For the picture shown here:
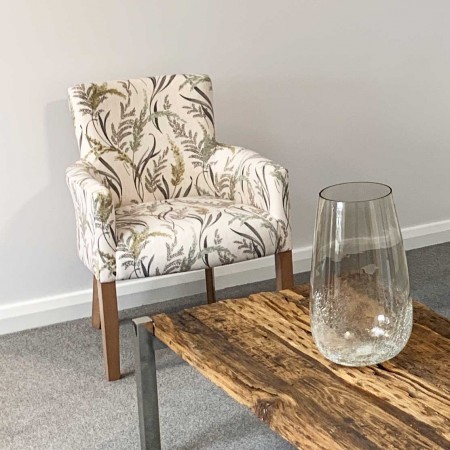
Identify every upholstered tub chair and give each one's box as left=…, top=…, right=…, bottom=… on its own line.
left=66, top=74, right=293, bottom=380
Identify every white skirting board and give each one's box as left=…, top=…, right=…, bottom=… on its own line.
left=1, top=219, right=449, bottom=335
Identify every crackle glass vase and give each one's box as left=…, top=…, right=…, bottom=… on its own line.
left=310, top=182, right=412, bottom=366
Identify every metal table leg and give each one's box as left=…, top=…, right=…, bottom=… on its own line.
left=133, top=317, right=161, bottom=450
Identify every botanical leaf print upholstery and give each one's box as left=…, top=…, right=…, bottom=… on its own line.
left=66, top=74, right=291, bottom=282
left=67, top=161, right=117, bottom=282
left=208, top=145, right=290, bottom=251
left=68, top=74, right=214, bottom=207
left=115, top=197, right=282, bottom=280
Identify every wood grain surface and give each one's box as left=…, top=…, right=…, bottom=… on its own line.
left=150, top=284, right=450, bottom=450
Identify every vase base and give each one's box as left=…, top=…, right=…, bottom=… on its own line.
left=314, top=336, right=411, bottom=367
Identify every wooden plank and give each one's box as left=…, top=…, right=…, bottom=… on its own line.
left=256, top=291, right=450, bottom=403
left=383, top=322, right=450, bottom=392
left=278, top=287, right=450, bottom=394
left=153, top=311, right=373, bottom=450
left=191, top=302, right=450, bottom=448
left=412, top=300, right=450, bottom=339
left=151, top=286, right=450, bottom=449
left=223, top=295, right=450, bottom=440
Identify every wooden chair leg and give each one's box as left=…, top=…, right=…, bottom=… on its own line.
left=97, top=280, right=120, bottom=381
left=275, top=250, right=294, bottom=290
left=205, top=268, right=216, bottom=304
left=92, top=276, right=101, bottom=329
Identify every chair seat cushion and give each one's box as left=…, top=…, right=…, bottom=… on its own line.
left=115, top=196, right=283, bottom=280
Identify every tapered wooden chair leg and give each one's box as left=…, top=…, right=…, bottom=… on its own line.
left=275, top=250, right=294, bottom=290
left=98, top=280, right=120, bottom=381
left=205, top=268, right=216, bottom=304
left=92, top=276, right=101, bottom=330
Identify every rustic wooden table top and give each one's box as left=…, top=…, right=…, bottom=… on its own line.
left=148, top=284, right=450, bottom=450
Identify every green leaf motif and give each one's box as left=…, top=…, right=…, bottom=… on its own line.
left=170, top=140, right=185, bottom=187
left=73, top=83, right=125, bottom=116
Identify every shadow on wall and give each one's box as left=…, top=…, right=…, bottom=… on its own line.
left=0, top=100, right=90, bottom=304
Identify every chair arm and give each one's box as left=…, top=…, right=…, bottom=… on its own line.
left=66, top=161, right=116, bottom=282
left=208, top=144, right=292, bottom=251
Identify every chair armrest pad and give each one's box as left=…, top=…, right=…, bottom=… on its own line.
left=66, top=161, right=110, bottom=197
left=208, top=144, right=291, bottom=251
left=66, top=161, right=116, bottom=282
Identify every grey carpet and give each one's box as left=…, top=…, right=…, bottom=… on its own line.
left=1, top=243, right=449, bottom=450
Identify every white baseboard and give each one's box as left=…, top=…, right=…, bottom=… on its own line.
left=1, top=219, right=449, bottom=335
left=401, top=219, right=450, bottom=250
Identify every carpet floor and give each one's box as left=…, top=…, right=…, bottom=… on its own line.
left=1, top=243, right=449, bottom=450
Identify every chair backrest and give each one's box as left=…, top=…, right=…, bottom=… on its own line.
left=68, top=74, right=215, bottom=206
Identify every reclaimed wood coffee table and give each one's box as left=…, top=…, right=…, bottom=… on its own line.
left=132, top=285, right=450, bottom=450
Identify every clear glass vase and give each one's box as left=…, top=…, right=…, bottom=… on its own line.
left=310, top=182, right=412, bottom=366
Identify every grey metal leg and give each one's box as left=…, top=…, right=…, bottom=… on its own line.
left=133, top=317, right=161, bottom=450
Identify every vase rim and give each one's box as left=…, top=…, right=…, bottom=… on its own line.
left=319, top=182, right=392, bottom=203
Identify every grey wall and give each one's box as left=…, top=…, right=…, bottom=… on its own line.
left=1, top=0, right=449, bottom=304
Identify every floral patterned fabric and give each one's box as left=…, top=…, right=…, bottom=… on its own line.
left=66, top=74, right=291, bottom=282
left=67, top=161, right=116, bottom=282
left=115, top=197, right=282, bottom=280
left=68, top=74, right=215, bottom=207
